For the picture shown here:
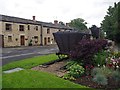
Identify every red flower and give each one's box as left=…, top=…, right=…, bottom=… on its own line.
left=91, top=65, right=94, bottom=68
left=85, top=66, right=88, bottom=68
left=108, top=63, right=113, bottom=67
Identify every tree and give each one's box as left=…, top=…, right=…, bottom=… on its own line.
left=69, top=18, right=88, bottom=31
left=101, top=2, right=120, bottom=43
left=59, top=21, right=65, bottom=25
left=89, top=25, right=100, bottom=39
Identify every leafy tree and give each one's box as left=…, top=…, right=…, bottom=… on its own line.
left=59, top=21, right=65, bottom=25
left=101, top=2, right=120, bottom=43
left=89, top=25, right=100, bottom=39
left=69, top=18, right=88, bottom=31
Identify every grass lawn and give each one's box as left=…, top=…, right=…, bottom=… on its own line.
left=2, top=54, right=94, bottom=89
left=3, top=54, right=58, bottom=71
left=3, top=70, right=89, bottom=88
left=0, top=69, right=1, bottom=89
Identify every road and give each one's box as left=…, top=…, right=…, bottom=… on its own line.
left=1, top=45, right=59, bottom=65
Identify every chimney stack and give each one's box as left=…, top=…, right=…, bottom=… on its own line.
left=33, top=16, right=36, bottom=21
left=54, top=20, right=58, bottom=24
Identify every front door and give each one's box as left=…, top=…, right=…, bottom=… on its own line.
left=20, top=35, right=25, bottom=46
left=44, top=37, right=47, bottom=45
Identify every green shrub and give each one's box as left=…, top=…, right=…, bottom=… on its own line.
left=62, top=74, right=75, bottom=81
left=93, top=50, right=108, bottom=67
left=93, top=74, right=108, bottom=85
left=28, top=39, right=32, bottom=46
left=91, top=67, right=101, bottom=76
left=91, top=67, right=112, bottom=77
left=91, top=67, right=114, bottom=85
left=65, top=60, right=83, bottom=70
left=65, top=61, right=78, bottom=70
left=68, top=64, right=85, bottom=78
left=112, top=70, right=120, bottom=82
left=100, top=67, right=112, bottom=77
left=63, top=60, right=85, bottom=79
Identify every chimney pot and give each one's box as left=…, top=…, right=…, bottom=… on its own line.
left=54, top=20, right=58, bottom=24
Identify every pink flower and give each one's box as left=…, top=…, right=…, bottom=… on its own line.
left=85, top=66, right=88, bottom=68
left=91, top=65, right=94, bottom=68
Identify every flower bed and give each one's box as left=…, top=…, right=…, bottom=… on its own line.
left=61, top=39, right=120, bottom=89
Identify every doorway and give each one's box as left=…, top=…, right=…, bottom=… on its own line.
left=20, top=35, right=25, bottom=46
left=44, top=37, right=47, bottom=45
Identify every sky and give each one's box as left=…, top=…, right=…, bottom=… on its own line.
left=0, top=0, right=119, bottom=27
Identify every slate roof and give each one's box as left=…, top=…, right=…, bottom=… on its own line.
left=0, top=14, right=72, bottom=30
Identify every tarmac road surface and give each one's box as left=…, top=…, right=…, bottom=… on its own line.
left=1, top=45, right=59, bottom=65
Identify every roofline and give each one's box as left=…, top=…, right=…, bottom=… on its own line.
left=0, top=14, right=73, bottom=30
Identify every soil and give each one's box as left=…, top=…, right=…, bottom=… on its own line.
left=74, top=76, right=120, bottom=90
left=31, top=60, right=68, bottom=77
left=31, top=60, right=120, bottom=90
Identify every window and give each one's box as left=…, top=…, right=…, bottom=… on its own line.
left=34, top=36, right=38, bottom=43
left=34, top=36, right=38, bottom=39
left=28, top=25, right=30, bottom=30
left=47, top=28, right=50, bottom=34
left=59, top=29, right=61, bottom=31
left=36, top=26, right=38, bottom=31
left=19, top=25, right=24, bottom=31
left=6, top=24, right=12, bottom=31
left=48, top=37, right=50, bottom=43
left=8, top=36, right=12, bottom=42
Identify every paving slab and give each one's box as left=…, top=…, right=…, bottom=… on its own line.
left=3, top=68, right=24, bottom=73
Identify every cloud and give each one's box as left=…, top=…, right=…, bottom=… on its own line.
left=0, top=0, right=119, bottom=27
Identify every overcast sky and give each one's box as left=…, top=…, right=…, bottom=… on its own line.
left=0, top=0, right=119, bottom=27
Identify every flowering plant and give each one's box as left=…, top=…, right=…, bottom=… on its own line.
left=68, top=64, right=85, bottom=78
left=106, top=52, right=120, bottom=70
left=106, top=58, right=120, bottom=70
left=85, top=64, right=94, bottom=75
